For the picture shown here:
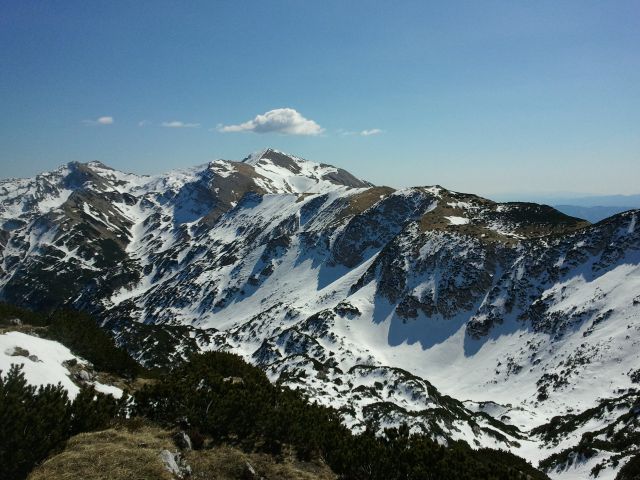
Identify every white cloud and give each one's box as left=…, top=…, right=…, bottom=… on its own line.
left=219, top=108, right=323, bottom=136
left=339, top=128, right=384, bottom=136
left=138, top=120, right=150, bottom=127
left=83, top=116, right=114, bottom=126
left=360, top=128, right=383, bottom=136
left=161, top=121, right=200, bottom=128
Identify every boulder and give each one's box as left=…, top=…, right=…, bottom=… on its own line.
left=159, top=449, right=192, bottom=478
left=76, top=369, right=92, bottom=382
left=223, top=376, right=245, bottom=385
left=173, top=430, right=192, bottom=451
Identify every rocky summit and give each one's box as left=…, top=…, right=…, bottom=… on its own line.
left=1, top=149, right=639, bottom=479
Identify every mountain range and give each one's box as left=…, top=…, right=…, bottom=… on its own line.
left=492, top=193, right=640, bottom=223
left=553, top=205, right=638, bottom=223
left=1, top=149, right=638, bottom=479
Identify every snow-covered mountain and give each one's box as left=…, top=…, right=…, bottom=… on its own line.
left=1, top=149, right=638, bottom=479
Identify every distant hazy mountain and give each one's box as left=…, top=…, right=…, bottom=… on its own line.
left=492, top=192, right=640, bottom=208
left=492, top=193, right=640, bottom=222
left=557, top=194, right=640, bottom=208
left=1, top=149, right=639, bottom=479
left=554, top=204, right=636, bottom=222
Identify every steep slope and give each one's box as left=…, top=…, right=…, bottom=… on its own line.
left=1, top=149, right=638, bottom=478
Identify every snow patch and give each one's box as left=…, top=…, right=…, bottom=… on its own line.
left=444, top=215, right=470, bottom=225
left=0, top=332, right=123, bottom=400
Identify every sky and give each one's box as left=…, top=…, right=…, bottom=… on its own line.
left=1, top=1, right=639, bottom=197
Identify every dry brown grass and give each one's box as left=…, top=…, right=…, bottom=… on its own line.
left=0, top=324, right=46, bottom=335
left=28, top=426, right=175, bottom=480
left=27, top=425, right=337, bottom=480
left=186, top=445, right=337, bottom=480
left=334, top=186, right=395, bottom=222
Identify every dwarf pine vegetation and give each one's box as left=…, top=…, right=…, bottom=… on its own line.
left=134, top=350, right=550, bottom=480
left=1, top=303, right=140, bottom=377
left=0, top=365, right=125, bottom=480
left=0, top=305, right=554, bottom=480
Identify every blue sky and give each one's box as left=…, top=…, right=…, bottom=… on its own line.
left=1, top=1, right=639, bottom=197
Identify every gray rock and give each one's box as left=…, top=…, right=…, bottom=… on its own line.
left=76, top=369, right=92, bottom=382
left=223, top=376, right=245, bottom=385
left=242, top=460, right=264, bottom=480
left=173, top=430, right=192, bottom=451
left=159, top=449, right=192, bottom=478
left=7, top=346, right=29, bottom=357
left=159, top=449, right=180, bottom=476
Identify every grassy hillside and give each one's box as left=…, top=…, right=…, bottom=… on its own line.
left=28, top=424, right=337, bottom=480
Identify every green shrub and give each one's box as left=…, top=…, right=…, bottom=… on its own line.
left=0, top=302, right=47, bottom=327
left=45, top=309, right=140, bottom=378
left=134, top=351, right=549, bottom=480
left=0, top=302, right=141, bottom=378
left=616, top=454, right=640, bottom=480
left=0, top=365, right=125, bottom=480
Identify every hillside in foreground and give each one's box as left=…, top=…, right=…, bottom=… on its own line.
left=1, top=307, right=551, bottom=480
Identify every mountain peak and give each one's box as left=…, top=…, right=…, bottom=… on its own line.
left=241, top=148, right=300, bottom=167
left=240, top=149, right=372, bottom=192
